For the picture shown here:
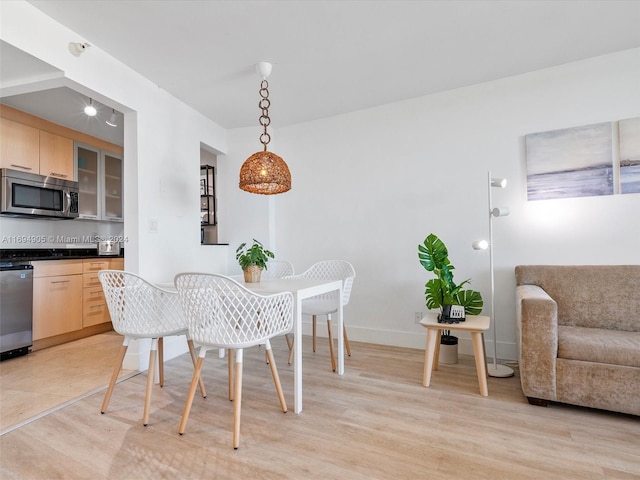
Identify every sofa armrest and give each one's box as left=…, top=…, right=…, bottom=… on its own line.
left=516, top=284, right=558, bottom=401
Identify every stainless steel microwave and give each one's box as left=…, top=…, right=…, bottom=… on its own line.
left=0, top=168, right=79, bottom=219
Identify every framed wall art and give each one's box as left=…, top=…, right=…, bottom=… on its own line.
left=619, top=117, right=640, bottom=194
left=525, top=122, right=614, bottom=201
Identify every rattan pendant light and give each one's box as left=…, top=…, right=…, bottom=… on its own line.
left=239, top=62, right=291, bottom=195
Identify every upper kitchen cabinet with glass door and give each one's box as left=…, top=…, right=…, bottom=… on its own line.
left=75, top=143, right=123, bottom=222
left=103, top=152, right=123, bottom=220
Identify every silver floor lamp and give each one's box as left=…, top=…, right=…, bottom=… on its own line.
left=473, top=171, right=514, bottom=378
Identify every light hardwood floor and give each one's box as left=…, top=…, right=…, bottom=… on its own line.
left=0, top=331, right=133, bottom=433
left=1, top=335, right=638, bottom=479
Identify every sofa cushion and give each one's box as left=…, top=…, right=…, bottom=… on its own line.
left=515, top=265, right=640, bottom=332
left=558, top=325, right=640, bottom=367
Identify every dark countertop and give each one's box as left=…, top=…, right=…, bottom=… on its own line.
left=0, top=248, right=125, bottom=262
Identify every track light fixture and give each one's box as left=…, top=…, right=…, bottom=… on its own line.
left=106, top=109, right=118, bottom=127
left=84, top=98, right=97, bottom=117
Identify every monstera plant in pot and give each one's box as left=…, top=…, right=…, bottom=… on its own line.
left=236, top=239, right=274, bottom=283
left=418, top=233, right=483, bottom=363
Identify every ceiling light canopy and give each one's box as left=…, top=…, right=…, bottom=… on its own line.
left=84, top=98, right=97, bottom=117
left=68, top=42, right=90, bottom=57
left=239, top=62, right=291, bottom=195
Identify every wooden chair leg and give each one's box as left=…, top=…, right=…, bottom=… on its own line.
left=158, top=337, right=164, bottom=387
left=178, top=354, right=205, bottom=435
left=343, top=324, right=351, bottom=357
left=101, top=341, right=128, bottom=414
left=233, top=349, right=244, bottom=449
left=265, top=340, right=287, bottom=413
left=228, top=348, right=234, bottom=401
left=285, top=334, right=293, bottom=351
left=312, top=315, right=317, bottom=352
left=143, top=339, right=158, bottom=426
left=287, top=337, right=294, bottom=365
left=327, top=317, right=336, bottom=372
left=186, top=339, right=206, bottom=398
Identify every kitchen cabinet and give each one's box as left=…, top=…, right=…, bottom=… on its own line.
left=0, top=118, right=75, bottom=179
left=82, top=257, right=123, bottom=327
left=32, top=260, right=83, bottom=340
left=39, top=130, right=74, bottom=180
left=103, top=152, right=123, bottom=220
left=76, top=143, right=123, bottom=221
left=31, top=257, right=124, bottom=347
left=0, top=117, right=40, bottom=173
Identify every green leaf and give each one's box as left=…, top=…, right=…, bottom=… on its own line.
left=418, top=233, right=449, bottom=272
left=456, top=290, right=484, bottom=316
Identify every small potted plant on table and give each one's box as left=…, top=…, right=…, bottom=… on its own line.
left=418, top=233, right=483, bottom=364
left=236, top=239, right=274, bottom=283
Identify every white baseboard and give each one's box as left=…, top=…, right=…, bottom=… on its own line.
left=303, top=322, right=518, bottom=361
left=122, top=323, right=518, bottom=371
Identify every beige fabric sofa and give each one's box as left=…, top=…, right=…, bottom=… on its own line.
left=515, top=265, right=640, bottom=416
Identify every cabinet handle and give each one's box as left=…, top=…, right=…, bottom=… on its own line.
left=10, top=164, right=33, bottom=171
left=51, top=280, right=70, bottom=284
left=49, top=172, right=69, bottom=178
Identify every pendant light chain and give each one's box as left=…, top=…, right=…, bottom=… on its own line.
left=259, top=80, right=271, bottom=152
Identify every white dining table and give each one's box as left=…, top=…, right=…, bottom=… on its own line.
left=160, top=276, right=343, bottom=414
left=237, top=277, right=343, bottom=413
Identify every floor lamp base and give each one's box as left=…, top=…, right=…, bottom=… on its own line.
left=487, top=363, right=514, bottom=378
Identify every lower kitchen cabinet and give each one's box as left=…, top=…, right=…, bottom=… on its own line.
left=32, top=260, right=83, bottom=340
left=31, top=257, right=124, bottom=347
left=82, top=258, right=123, bottom=327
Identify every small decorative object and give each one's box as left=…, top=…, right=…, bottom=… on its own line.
left=418, top=233, right=483, bottom=363
left=235, top=239, right=275, bottom=283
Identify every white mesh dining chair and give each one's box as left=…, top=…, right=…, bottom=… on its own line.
left=262, top=260, right=295, bottom=279
left=174, top=273, right=293, bottom=449
left=99, top=270, right=206, bottom=427
left=286, top=260, right=356, bottom=371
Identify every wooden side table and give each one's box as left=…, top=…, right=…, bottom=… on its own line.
left=420, top=312, right=490, bottom=396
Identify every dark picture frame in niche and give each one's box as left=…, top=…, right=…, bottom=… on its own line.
left=200, top=165, right=217, bottom=226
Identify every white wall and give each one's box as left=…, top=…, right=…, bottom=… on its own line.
left=4, top=2, right=639, bottom=364
left=1, top=1, right=231, bottom=367
left=223, top=48, right=640, bottom=360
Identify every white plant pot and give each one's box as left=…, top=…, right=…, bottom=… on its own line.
left=439, top=343, right=458, bottom=364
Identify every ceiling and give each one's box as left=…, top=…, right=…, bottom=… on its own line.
left=2, top=1, right=639, bottom=144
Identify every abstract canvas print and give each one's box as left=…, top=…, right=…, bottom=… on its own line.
left=525, top=122, right=613, bottom=201
left=619, top=117, right=640, bottom=194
